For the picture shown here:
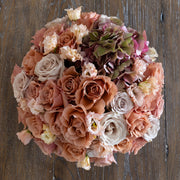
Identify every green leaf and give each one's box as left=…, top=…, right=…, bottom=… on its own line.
left=89, top=31, right=99, bottom=41
left=112, top=60, right=133, bottom=80
left=110, top=17, right=123, bottom=26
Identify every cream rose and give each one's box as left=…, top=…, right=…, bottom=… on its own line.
left=100, top=112, right=128, bottom=146
left=65, top=6, right=82, bottom=21
left=110, top=92, right=133, bottom=114
left=13, top=71, right=30, bottom=102
left=34, top=54, right=64, bottom=82
left=143, top=115, right=160, bottom=142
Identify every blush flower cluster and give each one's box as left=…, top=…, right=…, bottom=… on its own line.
left=11, top=7, right=164, bottom=170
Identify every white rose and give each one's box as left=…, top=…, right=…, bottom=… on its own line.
left=34, top=54, right=64, bottom=82
left=100, top=112, right=128, bottom=146
left=13, top=71, right=30, bottom=102
left=65, top=6, right=82, bottom=21
left=143, top=115, right=160, bottom=142
left=110, top=92, right=133, bottom=114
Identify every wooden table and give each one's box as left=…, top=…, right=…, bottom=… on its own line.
left=0, top=0, right=179, bottom=179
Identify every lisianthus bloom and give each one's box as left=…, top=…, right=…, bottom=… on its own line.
left=65, top=6, right=82, bottom=21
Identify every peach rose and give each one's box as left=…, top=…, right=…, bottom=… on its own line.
left=35, top=139, right=56, bottom=156
left=76, top=12, right=100, bottom=30
left=114, top=138, right=133, bottom=154
left=26, top=115, right=43, bottom=138
left=75, top=76, right=117, bottom=114
left=43, top=109, right=63, bottom=136
left=58, top=66, right=79, bottom=104
left=57, top=30, right=75, bottom=48
left=38, top=80, right=63, bottom=111
left=60, top=104, right=94, bottom=148
left=139, top=92, right=164, bottom=118
left=144, top=62, right=164, bottom=88
left=22, top=48, right=43, bottom=75
left=55, top=137, right=86, bottom=162
left=25, top=81, right=41, bottom=100
left=126, top=111, right=151, bottom=137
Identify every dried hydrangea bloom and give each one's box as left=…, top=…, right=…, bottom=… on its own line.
left=70, top=24, right=89, bottom=44
left=65, top=6, right=82, bottom=21
left=60, top=46, right=82, bottom=62
left=143, top=115, right=160, bottom=142
left=34, top=54, right=64, bottom=82
left=100, top=112, right=128, bottom=146
left=40, top=124, right=56, bottom=144
left=110, top=91, right=134, bottom=114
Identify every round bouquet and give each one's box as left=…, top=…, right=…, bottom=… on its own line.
left=11, top=7, right=164, bottom=170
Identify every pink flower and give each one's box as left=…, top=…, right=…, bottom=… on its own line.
left=34, top=139, right=56, bottom=156
left=43, top=109, right=63, bottom=136
left=16, top=130, right=33, bottom=145
left=26, top=115, right=43, bottom=138
left=38, top=80, right=63, bottom=111
left=90, top=153, right=117, bottom=167
left=130, top=137, right=147, bottom=155
left=125, top=111, right=151, bottom=138
left=76, top=12, right=100, bottom=30
left=11, top=64, right=22, bottom=84
left=55, top=137, right=86, bottom=162
left=143, top=62, right=164, bottom=88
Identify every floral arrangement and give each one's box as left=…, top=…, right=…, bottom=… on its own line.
left=11, top=7, right=164, bottom=170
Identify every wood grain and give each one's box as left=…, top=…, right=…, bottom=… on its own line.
left=0, top=0, right=179, bottom=179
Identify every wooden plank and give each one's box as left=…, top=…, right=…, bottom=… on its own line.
left=163, top=0, right=180, bottom=180
left=0, top=1, right=55, bottom=180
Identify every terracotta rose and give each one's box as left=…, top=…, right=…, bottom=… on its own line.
left=58, top=30, right=75, bottom=48
left=22, top=48, right=43, bottom=75
left=126, top=110, right=151, bottom=138
left=58, top=66, right=79, bottom=104
left=75, top=75, right=117, bottom=114
left=26, top=115, right=43, bottom=138
left=59, top=104, right=94, bottom=148
left=38, top=80, right=63, bottom=111
left=55, top=136, right=86, bottom=162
